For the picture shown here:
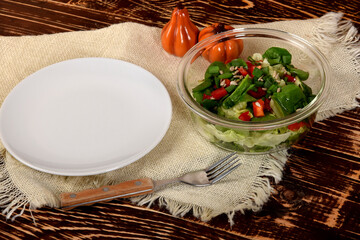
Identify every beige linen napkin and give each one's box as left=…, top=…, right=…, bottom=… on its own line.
left=0, top=12, right=359, bottom=224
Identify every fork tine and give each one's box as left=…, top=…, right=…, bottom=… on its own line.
left=208, top=157, right=240, bottom=180
left=206, top=152, right=236, bottom=172
left=206, top=155, right=238, bottom=176
left=210, top=163, right=241, bottom=184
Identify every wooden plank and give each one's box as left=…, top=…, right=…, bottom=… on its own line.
left=0, top=0, right=114, bottom=35
left=0, top=0, right=359, bottom=36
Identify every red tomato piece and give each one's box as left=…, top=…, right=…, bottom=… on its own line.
left=284, top=74, right=296, bottom=82
left=246, top=61, right=255, bottom=77
left=246, top=61, right=261, bottom=78
left=224, top=79, right=231, bottom=87
left=247, top=87, right=266, bottom=99
left=287, top=122, right=307, bottom=131
left=238, top=67, right=248, bottom=77
left=264, top=98, right=272, bottom=112
left=239, top=111, right=251, bottom=121
left=211, top=87, right=227, bottom=100
left=202, top=94, right=212, bottom=100
left=253, top=99, right=265, bottom=117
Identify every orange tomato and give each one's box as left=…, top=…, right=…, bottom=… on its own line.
left=199, top=23, right=243, bottom=63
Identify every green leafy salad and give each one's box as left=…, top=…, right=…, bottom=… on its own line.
left=192, top=47, right=315, bottom=152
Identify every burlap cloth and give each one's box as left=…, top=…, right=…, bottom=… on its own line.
left=0, top=12, right=359, bottom=224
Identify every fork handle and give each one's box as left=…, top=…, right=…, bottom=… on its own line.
left=60, top=178, right=154, bottom=210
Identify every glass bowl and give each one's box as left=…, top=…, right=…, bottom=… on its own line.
left=177, top=28, right=331, bottom=154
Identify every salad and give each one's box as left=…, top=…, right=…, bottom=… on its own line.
left=191, top=47, right=315, bottom=152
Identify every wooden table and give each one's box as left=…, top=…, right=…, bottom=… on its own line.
left=1, top=1, right=359, bottom=239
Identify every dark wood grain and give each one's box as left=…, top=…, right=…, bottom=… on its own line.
left=1, top=0, right=359, bottom=36
left=0, top=0, right=359, bottom=239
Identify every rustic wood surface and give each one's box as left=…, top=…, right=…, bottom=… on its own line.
left=0, top=0, right=359, bottom=239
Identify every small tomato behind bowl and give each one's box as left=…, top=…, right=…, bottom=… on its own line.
left=199, top=23, right=243, bottom=63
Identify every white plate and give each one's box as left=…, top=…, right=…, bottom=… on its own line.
left=0, top=58, right=172, bottom=176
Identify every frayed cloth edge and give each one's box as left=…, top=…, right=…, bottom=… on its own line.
left=313, top=12, right=360, bottom=122
left=0, top=149, right=36, bottom=224
left=131, top=151, right=288, bottom=226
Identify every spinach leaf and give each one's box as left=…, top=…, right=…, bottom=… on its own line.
left=263, top=47, right=292, bottom=65
left=271, top=84, right=307, bottom=115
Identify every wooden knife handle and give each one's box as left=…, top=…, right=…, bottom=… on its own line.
left=60, top=178, right=154, bottom=210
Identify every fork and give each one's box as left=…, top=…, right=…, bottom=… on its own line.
left=60, top=152, right=241, bottom=209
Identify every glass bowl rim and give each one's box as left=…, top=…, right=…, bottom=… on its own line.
left=177, top=27, right=331, bottom=131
